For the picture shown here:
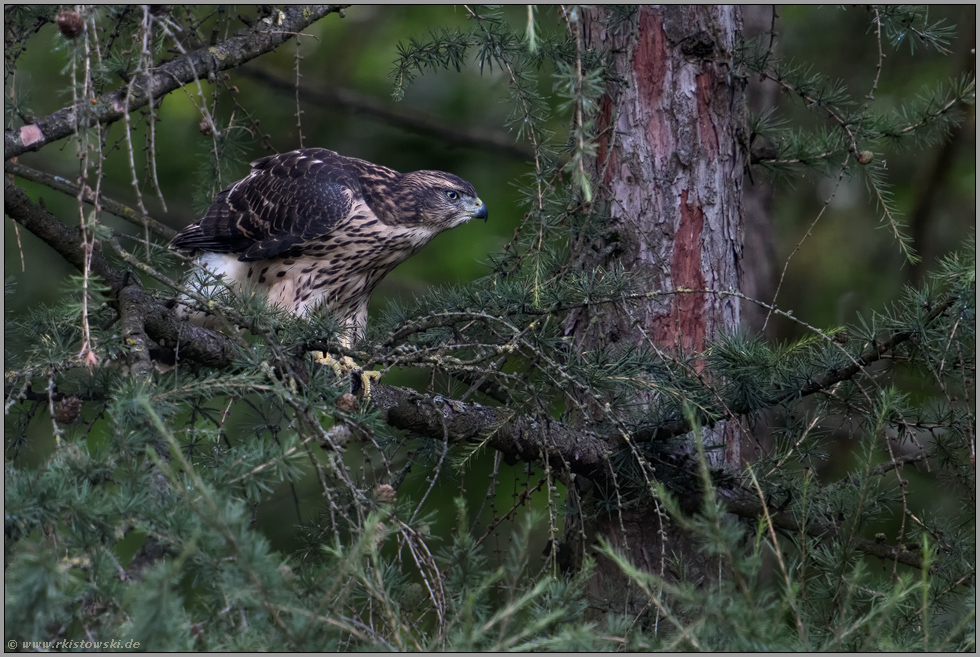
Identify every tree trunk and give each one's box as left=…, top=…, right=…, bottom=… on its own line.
left=565, top=5, right=746, bottom=613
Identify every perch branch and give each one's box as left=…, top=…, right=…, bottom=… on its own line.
left=7, top=174, right=956, bottom=477
left=8, top=177, right=956, bottom=571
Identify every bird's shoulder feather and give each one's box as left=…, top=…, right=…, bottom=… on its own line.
left=171, top=148, right=397, bottom=262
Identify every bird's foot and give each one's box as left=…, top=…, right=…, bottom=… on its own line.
left=314, top=352, right=381, bottom=398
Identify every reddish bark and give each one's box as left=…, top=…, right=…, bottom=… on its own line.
left=665, top=189, right=708, bottom=354
left=567, top=5, right=747, bottom=609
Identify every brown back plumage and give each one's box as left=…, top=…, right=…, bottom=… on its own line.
left=170, top=148, right=484, bottom=261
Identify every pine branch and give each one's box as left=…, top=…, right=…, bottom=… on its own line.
left=3, top=179, right=240, bottom=368
left=4, top=5, right=347, bottom=160
left=8, top=172, right=954, bottom=476
left=242, top=66, right=534, bottom=161
left=637, top=294, right=958, bottom=443
left=798, top=297, right=957, bottom=396
left=4, top=180, right=959, bottom=483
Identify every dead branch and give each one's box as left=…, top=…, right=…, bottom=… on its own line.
left=4, top=160, right=177, bottom=241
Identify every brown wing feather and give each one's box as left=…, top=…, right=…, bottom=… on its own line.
left=170, top=148, right=397, bottom=262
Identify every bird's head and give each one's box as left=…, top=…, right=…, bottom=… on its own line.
left=396, top=170, right=488, bottom=231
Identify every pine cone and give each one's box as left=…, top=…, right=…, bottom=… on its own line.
left=55, top=11, right=86, bottom=39
left=53, top=396, right=82, bottom=424
left=335, top=393, right=357, bottom=412
left=373, top=484, right=396, bottom=505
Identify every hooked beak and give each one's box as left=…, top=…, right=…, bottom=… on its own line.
left=471, top=198, right=488, bottom=221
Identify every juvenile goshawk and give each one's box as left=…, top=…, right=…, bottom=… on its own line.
left=170, top=148, right=488, bottom=345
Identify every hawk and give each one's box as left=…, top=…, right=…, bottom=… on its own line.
left=170, top=147, right=488, bottom=346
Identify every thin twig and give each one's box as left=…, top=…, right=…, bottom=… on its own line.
left=868, top=6, right=884, bottom=101
left=294, top=37, right=305, bottom=148
left=763, top=153, right=850, bottom=332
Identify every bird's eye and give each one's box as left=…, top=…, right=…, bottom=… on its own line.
left=446, top=190, right=460, bottom=201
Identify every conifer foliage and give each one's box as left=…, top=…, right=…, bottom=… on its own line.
left=4, top=5, right=975, bottom=651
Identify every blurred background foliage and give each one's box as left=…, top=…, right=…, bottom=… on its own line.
left=768, top=5, right=974, bottom=329
left=4, top=3, right=975, bottom=579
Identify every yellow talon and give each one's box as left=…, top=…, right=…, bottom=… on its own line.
left=314, top=352, right=352, bottom=377
left=360, top=368, right=382, bottom=398
left=313, top=351, right=381, bottom=398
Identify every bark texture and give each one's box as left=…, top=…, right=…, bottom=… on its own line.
left=571, top=6, right=743, bottom=365
left=567, top=5, right=747, bottom=610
